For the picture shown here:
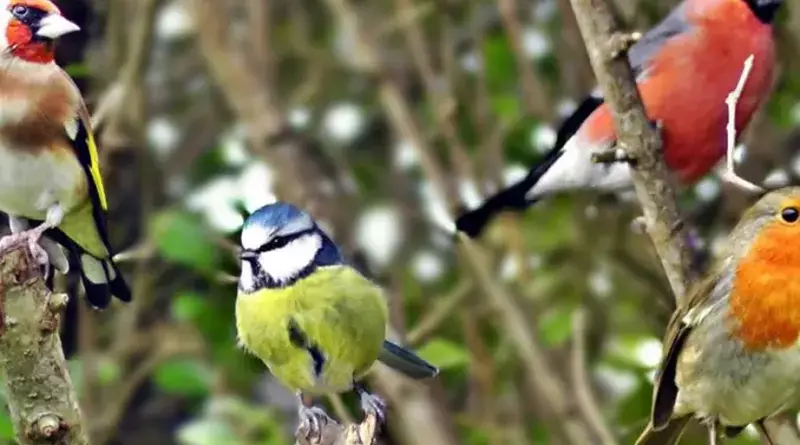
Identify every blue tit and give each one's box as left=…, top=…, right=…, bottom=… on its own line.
left=236, top=202, right=438, bottom=438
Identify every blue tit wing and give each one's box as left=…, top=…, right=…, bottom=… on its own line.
left=379, top=340, right=438, bottom=379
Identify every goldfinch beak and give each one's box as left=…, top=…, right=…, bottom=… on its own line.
left=35, top=14, right=80, bottom=40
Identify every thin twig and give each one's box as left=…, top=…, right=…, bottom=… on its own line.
left=456, top=233, right=595, bottom=444
left=568, top=0, right=695, bottom=301
left=571, top=309, right=618, bottom=445
left=407, top=280, right=473, bottom=346
left=720, top=54, right=764, bottom=193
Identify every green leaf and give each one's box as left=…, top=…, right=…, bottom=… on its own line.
left=153, top=358, right=212, bottom=397
left=482, top=36, right=516, bottom=91
left=178, top=419, right=243, bottom=445
left=97, top=358, right=122, bottom=385
left=150, top=210, right=221, bottom=273
left=171, top=292, right=211, bottom=323
left=538, top=307, right=574, bottom=347
left=0, top=412, right=13, bottom=440
left=63, top=63, right=89, bottom=78
left=416, top=338, right=470, bottom=370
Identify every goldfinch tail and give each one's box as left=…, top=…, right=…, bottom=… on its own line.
left=378, top=340, right=439, bottom=379
left=76, top=253, right=131, bottom=309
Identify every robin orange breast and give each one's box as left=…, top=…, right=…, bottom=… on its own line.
left=636, top=186, right=800, bottom=445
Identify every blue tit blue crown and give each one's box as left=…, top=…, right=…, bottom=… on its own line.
left=239, top=202, right=344, bottom=291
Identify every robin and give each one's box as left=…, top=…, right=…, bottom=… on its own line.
left=636, top=186, right=800, bottom=445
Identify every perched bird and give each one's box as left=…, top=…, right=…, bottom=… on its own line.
left=235, top=202, right=438, bottom=439
left=455, top=0, right=781, bottom=238
left=0, top=0, right=130, bottom=308
left=636, top=186, right=800, bottom=445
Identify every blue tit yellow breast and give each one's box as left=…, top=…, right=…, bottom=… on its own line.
left=235, top=265, right=388, bottom=395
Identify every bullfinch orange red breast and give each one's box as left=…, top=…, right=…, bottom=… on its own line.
left=455, top=0, right=781, bottom=238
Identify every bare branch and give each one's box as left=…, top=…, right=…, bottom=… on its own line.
left=295, top=414, right=379, bottom=445
left=0, top=245, right=89, bottom=445
left=456, top=233, right=595, bottom=444
left=568, top=0, right=696, bottom=300
left=719, top=54, right=764, bottom=193
left=571, top=309, right=617, bottom=445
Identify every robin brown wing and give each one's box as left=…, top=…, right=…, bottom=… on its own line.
left=650, top=270, right=722, bottom=429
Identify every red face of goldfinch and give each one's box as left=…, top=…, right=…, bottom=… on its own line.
left=1, top=0, right=79, bottom=64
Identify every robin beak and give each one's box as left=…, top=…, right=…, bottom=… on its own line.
left=35, top=14, right=80, bottom=40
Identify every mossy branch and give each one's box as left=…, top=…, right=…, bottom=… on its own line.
left=0, top=245, right=88, bottom=445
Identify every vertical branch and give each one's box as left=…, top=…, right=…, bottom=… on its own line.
left=497, top=0, right=553, bottom=118
left=567, top=1, right=798, bottom=443
left=567, top=0, right=695, bottom=301
left=0, top=246, right=89, bottom=445
left=393, top=0, right=474, bottom=182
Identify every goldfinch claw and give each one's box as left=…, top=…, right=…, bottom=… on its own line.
left=0, top=231, right=50, bottom=270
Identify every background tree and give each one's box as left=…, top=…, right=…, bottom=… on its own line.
left=0, top=0, right=796, bottom=444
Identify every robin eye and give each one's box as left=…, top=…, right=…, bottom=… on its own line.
left=11, top=5, right=29, bottom=18
left=781, top=207, right=799, bottom=223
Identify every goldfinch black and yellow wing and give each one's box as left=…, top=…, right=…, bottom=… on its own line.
left=35, top=80, right=131, bottom=309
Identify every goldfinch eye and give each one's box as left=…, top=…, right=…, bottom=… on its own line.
left=11, top=5, right=29, bottom=18
left=781, top=207, right=799, bottom=223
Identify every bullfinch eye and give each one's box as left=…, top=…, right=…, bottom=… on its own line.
left=780, top=207, right=799, bottom=223
left=11, top=5, right=29, bottom=19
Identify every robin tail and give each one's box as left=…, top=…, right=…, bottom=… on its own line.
left=635, top=417, right=691, bottom=445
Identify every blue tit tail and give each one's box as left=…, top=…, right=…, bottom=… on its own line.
left=76, top=253, right=131, bottom=309
left=378, top=340, right=438, bottom=379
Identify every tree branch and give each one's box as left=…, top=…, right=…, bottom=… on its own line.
left=568, top=0, right=696, bottom=301
left=568, top=1, right=800, bottom=443
left=295, top=415, right=379, bottom=445
left=0, top=245, right=88, bottom=445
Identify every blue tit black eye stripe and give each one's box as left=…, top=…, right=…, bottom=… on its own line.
left=258, top=228, right=317, bottom=253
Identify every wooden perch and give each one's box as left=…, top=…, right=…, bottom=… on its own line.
left=295, top=414, right=379, bottom=445
left=0, top=245, right=88, bottom=445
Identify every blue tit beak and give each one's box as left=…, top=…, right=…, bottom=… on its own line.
left=239, top=249, right=258, bottom=260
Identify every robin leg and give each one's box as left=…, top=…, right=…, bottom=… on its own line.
left=295, top=391, right=335, bottom=444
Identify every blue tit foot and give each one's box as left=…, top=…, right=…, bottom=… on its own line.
left=296, top=395, right=336, bottom=444
left=354, top=383, right=386, bottom=423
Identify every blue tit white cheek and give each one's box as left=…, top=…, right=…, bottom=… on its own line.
left=258, top=233, right=322, bottom=284
left=239, top=260, right=256, bottom=292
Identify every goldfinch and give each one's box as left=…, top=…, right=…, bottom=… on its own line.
left=0, top=0, right=130, bottom=308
